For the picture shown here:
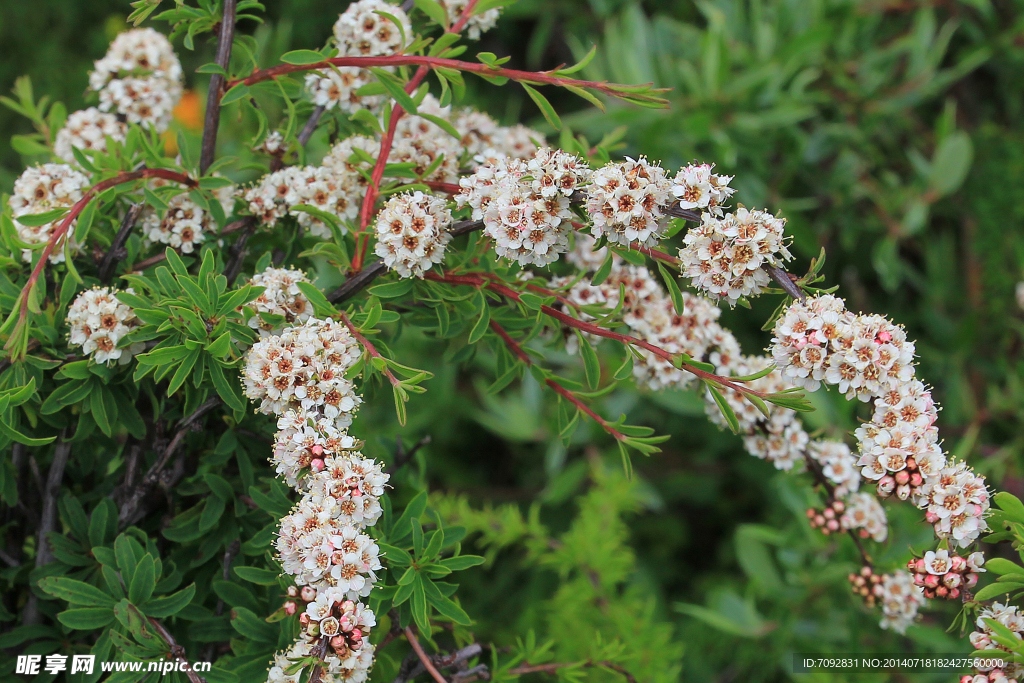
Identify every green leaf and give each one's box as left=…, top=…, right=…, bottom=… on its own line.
left=280, top=50, right=326, bottom=65
left=295, top=281, right=335, bottom=317
left=414, top=0, right=448, bottom=26
left=144, top=584, right=196, bottom=618
left=220, top=83, right=251, bottom=105
left=521, top=84, right=561, bottom=130
left=230, top=607, right=278, bottom=642
left=928, top=130, right=973, bottom=197
left=985, top=558, right=1022, bottom=576
left=129, top=554, right=156, bottom=605
left=209, top=362, right=244, bottom=414
left=438, top=555, right=485, bottom=571
left=234, top=566, right=280, bottom=585
left=57, top=607, right=116, bottom=630
left=468, top=298, right=490, bottom=344
left=368, top=68, right=419, bottom=115
left=428, top=595, right=473, bottom=625
left=38, top=577, right=117, bottom=607
left=575, top=331, right=600, bottom=389
left=368, top=279, right=415, bottom=299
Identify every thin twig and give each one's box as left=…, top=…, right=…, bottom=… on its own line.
left=224, top=216, right=258, bottom=285
left=119, top=397, right=221, bottom=528
left=765, top=264, right=807, bottom=301
left=23, top=431, right=71, bottom=626
left=148, top=617, right=208, bottom=683
left=339, top=311, right=399, bottom=386
left=404, top=627, right=448, bottom=683
left=392, top=643, right=484, bottom=683
left=199, top=0, right=238, bottom=174
left=99, top=202, right=145, bottom=283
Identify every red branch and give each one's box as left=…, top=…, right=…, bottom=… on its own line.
left=424, top=270, right=767, bottom=399
left=488, top=320, right=627, bottom=442
left=339, top=311, right=399, bottom=387
left=404, top=627, right=447, bottom=683
left=8, top=169, right=196, bottom=352
left=228, top=55, right=666, bottom=106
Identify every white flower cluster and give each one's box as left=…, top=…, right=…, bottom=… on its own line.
left=9, top=163, right=89, bottom=263
left=855, top=380, right=945, bottom=502
left=141, top=193, right=211, bottom=254
left=246, top=267, right=314, bottom=337
left=67, top=287, right=143, bottom=365
left=276, top=478, right=383, bottom=591
left=808, top=439, right=860, bottom=497
left=442, top=0, right=501, bottom=40
left=388, top=95, right=463, bottom=184
left=241, top=314, right=390, bottom=681
left=54, top=108, right=127, bottom=163
left=771, top=294, right=916, bottom=400
left=968, top=603, right=1024, bottom=683
left=679, top=207, right=792, bottom=305
left=671, top=162, right=735, bottom=216
left=586, top=157, right=673, bottom=248
left=874, top=571, right=926, bottom=634
left=243, top=165, right=354, bottom=238
left=242, top=318, right=363, bottom=426
left=272, top=412, right=359, bottom=489
left=908, top=549, right=984, bottom=601
left=457, top=148, right=590, bottom=266
left=374, top=191, right=453, bottom=278
left=453, top=109, right=543, bottom=161
left=919, top=461, right=990, bottom=548
left=88, top=28, right=183, bottom=131
left=840, top=491, right=888, bottom=543
left=267, top=637, right=375, bottom=683
left=305, top=0, right=411, bottom=115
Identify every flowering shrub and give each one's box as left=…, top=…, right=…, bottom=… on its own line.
left=3, top=1, right=1024, bottom=682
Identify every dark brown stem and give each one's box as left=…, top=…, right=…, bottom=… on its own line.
left=765, top=264, right=806, bottom=301
left=199, top=0, right=238, bottom=175
left=118, top=397, right=221, bottom=528
left=306, top=636, right=331, bottom=683
left=391, top=643, right=484, bottom=683
left=99, top=202, right=145, bottom=283
left=148, top=616, right=208, bottom=683
left=298, top=105, right=325, bottom=147
left=23, top=431, right=70, bottom=626
left=326, top=219, right=485, bottom=304
left=223, top=216, right=258, bottom=285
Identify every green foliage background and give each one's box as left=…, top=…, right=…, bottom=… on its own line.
left=3, top=1, right=1024, bottom=681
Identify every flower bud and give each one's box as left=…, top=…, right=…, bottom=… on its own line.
left=299, top=613, right=311, bottom=627
left=284, top=601, right=297, bottom=615
left=330, top=635, right=347, bottom=652
left=311, top=458, right=325, bottom=473
left=896, top=483, right=911, bottom=500
left=832, top=500, right=845, bottom=514
left=951, top=555, right=966, bottom=572
left=935, top=585, right=948, bottom=598
left=943, top=573, right=962, bottom=589
left=966, top=572, right=979, bottom=588
left=287, top=585, right=299, bottom=598
left=924, top=574, right=939, bottom=588
left=826, top=519, right=839, bottom=531
left=910, top=472, right=923, bottom=487
left=823, top=507, right=836, bottom=520
left=895, top=470, right=910, bottom=486
left=949, top=588, right=960, bottom=599
left=301, top=586, right=316, bottom=602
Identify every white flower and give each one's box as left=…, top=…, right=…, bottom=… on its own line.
left=88, top=28, right=183, bottom=132
left=808, top=440, right=860, bottom=496
left=441, top=0, right=501, bottom=39
left=54, top=108, right=127, bottom=163
left=141, top=193, right=214, bottom=254
left=874, top=571, right=925, bottom=634
left=671, top=162, right=735, bottom=216
left=840, top=492, right=888, bottom=543
left=375, top=191, right=453, bottom=278
left=246, top=268, right=314, bottom=337
left=305, top=67, right=385, bottom=116
left=243, top=165, right=358, bottom=236
left=242, top=317, right=363, bottom=426
left=922, top=549, right=950, bottom=575
left=67, top=287, right=144, bottom=365
left=919, top=461, right=990, bottom=548
left=459, top=148, right=587, bottom=266
left=9, top=163, right=90, bottom=263
left=586, top=157, right=673, bottom=248
left=679, top=207, right=791, bottom=306
left=333, top=0, right=411, bottom=57
left=272, top=412, right=360, bottom=489
left=769, top=294, right=854, bottom=391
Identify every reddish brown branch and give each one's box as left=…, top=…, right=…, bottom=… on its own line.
left=228, top=56, right=668, bottom=107
left=339, top=310, right=400, bottom=387
left=404, top=627, right=448, bottom=683
left=199, top=0, right=237, bottom=174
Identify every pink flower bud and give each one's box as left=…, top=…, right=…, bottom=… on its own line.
left=351, top=629, right=362, bottom=639
left=806, top=508, right=817, bottom=519
left=915, top=558, right=927, bottom=573
left=832, top=500, right=845, bottom=513
left=814, top=514, right=826, bottom=527
left=827, top=519, right=840, bottom=531
left=859, top=529, right=869, bottom=539
left=935, top=585, right=948, bottom=598
left=352, top=489, right=362, bottom=497
left=287, top=586, right=299, bottom=598
left=311, top=445, right=323, bottom=456
left=949, top=588, right=960, bottom=599
left=877, top=330, right=891, bottom=342
left=951, top=556, right=966, bottom=571
left=905, top=457, right=917, bottom=470
left=284, top=601, right=297, bottom=615
left=925, top=511, right=940, bottom=524
left=878, top=476, right=896, bottom=496
left=895, top=470, right=910, bottom=485
left=896, top=484, right=911, bottom=500
left=944, top=573, right=962, bottom=589
left=299, top=613, right=311, bottom=626
left=913, top=573, right=925, bottom=586
left=311, top=458, right=325, bottom=473
left=924, top=574, right=939, bottom=588
left=301, top=586, right=316, bottom=602
left=966, top=573, right=979, bottom=588
left=961, top=676, right=974, bottom=683
left=331, top=635, right=346, bottom=651
left=342, top=600, right=354, bottom=610
left=910, top=472, right=923, bottom=487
